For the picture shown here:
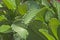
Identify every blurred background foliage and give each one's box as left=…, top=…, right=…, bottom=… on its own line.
left=0, top=0, right=60, bottom=40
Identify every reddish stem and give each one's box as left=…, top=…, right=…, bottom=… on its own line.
left=58, top=0, right=60, bottom=2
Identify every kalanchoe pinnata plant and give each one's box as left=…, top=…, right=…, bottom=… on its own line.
left=0, top=0, right=60, bottom=40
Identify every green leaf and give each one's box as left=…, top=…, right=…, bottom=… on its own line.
left=15, top=0, right=21, bottom=6
left=14, top=33, right=21, bottom=40
left=0, top=4, right=3, bottom=7
left=0, top=15, right=7, bottom=21
left=27, top=20, right=48, bottom=40
left=42, top=0, right=55, bottom=14
left=39, top=29, right=55, bottom=40
left=11, top=24, right=29, bottom=39
left=35, top=0, right=42, bottom=4
left=42, top=0, right=50, bottom=6
left=18, top=3, right=27, bottom=15
left=22, top=7, right=47, bottom=24
left=35, top=7, right=47, bottom=22
left=51, top=0, right=57, bottom=8
left=45, top=11, right=54, bottom=22
left=56, top=2, right=60, bottom=21
left=3, top=0, right=16, bottom=10
left=0, top=25, right=11, bottom=33
left=27, top=1, right=39, bottom=10
left=49, top=18, right=60, bottom=40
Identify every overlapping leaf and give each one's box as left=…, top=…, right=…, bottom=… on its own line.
left=0, top=15, right=7, bottom=21
left=11, top=24, right=29, bottom=40
left=45, top=11, right=54, bottom=22
left=18, top=3, right=27, bottom=15
left=22, top=7, right=47, bottom=24
left=3, top=0, right=16, bottom=10
left=42, top=0, right=50, bottom=7
left=35, top=7, right=47, bottom=22
left=56, top=2, right=60, bottom=21
left=0, top=4, right=3, bottom=8
left=39, top=29, right=55, bottom=40
left=0, top=25, right=11, bottom=33
left=49, top=18, right=60, bottom=40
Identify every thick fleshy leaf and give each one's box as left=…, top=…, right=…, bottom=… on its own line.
left=11, top=24, right=29, bottom=39
left=3, top=0, right=16, bottom=10
left=35, top=7, right=47, bottom=22
left=35, top=7, right=55, bottom=22
left=0, top=25, right=11, bottom=33
left=39, top=29, right=55, bottom=40
left=49, top=18, right=60, bottom=40
left=22, top=7, right=47, bottom=24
